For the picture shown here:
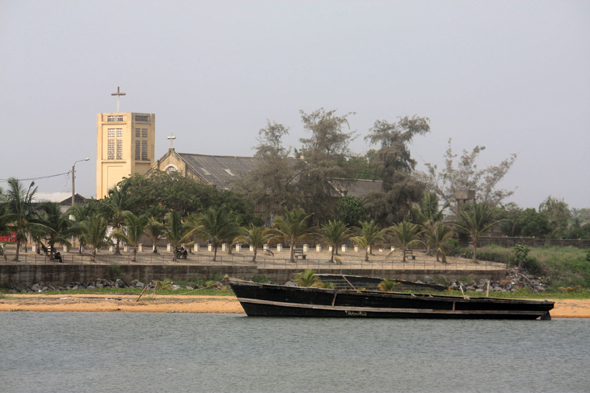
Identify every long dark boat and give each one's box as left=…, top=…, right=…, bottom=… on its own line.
left=230, top=280, right=554, bottom=320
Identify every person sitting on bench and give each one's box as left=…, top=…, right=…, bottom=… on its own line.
left=54, top=252, right=63, bottom=263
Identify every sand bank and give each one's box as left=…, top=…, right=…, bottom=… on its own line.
left=1, top=295, right=588, bottom=318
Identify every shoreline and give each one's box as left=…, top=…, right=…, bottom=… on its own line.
left=2, top=295, right=590, bottom=318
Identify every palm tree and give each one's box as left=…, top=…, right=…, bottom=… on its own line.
left=79, top=214, right=111, bottom=261
left=294, top=269, right=323, bottom=287
left=351, top=220, right=388, bottom=262
left=389, top=221, right=423, bottom=262
left=99, top=184, right=132, bottom=255
left=454, top=202, right=502, bottom=263
left=163, top=211, right=187, bottom=262
left=145, top=216, right=164, bottom=253
left=238, top=224, right=272, bottom=262
left=270, top=207, right=314, bottom=262
left=428, top=222, right=454, bottom=263
left=37, top=202, right=74, bottom=260
left=378, top=279, right=399, bottom=292
left=184, top=205, right=240, bottom=262
left=111, top=212, right=148, bottom=262
left=411, top=192, right=449, bottom=255
left=4, top=178, right=42, bottom=261
left=318, top=220, right=354, bottom=263
left=67, top=203, right=97, bottom=254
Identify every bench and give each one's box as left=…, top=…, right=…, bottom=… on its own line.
left=293, top=249, right=306, bottom=260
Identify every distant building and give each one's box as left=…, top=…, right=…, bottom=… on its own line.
left=96, top=112, right=156, bottom=198
left=33, top=192, right=86, bottom=213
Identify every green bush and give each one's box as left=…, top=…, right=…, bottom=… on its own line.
left=252, top=275, right=271, bottom=283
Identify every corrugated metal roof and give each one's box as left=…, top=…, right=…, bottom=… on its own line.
left=329, top=179, right=383, bottom=198
left=33, top=193, right=85, bottom=204
left=178, top=153, right=260, bottom=189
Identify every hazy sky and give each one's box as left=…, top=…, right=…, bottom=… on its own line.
left=1, top=1, right=588, bottom=208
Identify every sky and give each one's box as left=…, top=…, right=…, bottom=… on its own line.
left=1, top=0, right=588, bottom=209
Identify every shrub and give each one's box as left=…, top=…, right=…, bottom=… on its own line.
left=252, top=275, right=271, bottom=283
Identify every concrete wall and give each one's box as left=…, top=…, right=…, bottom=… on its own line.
left=0, top=264, right=504, bottom=286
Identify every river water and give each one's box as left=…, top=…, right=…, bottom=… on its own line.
left=1, top=313, right=588, bottom=393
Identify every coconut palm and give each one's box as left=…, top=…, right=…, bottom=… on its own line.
left=294, top=269, right=323, bottom=287
left=144, top=216, right=165, bottom=253
left=184, top=205, right=239, bottom=262
left=79, top=214, right=112, bottom=261
left=318, top=220, right=354, bottom=263
left=270, top=207, right=314, bottom=262
left=411, top=192, right=449, bottom=255
left=238, top=224, right=272, bottom=262
left=67, top=203, right=97, bottom=254
left=99, top=184, right=132, bottom=255
left=378, top=278, right=399, bottom=292
left=110, top=212, right=148, bottom=262
left=351, top=220, right=388, bottom=262
left=428, top=222, right=454, bottom=263
left=37, top=202, right=74, bottom=260
left=454, top=202, right=502, bottom=263
left=389, top=221, right=423, bottom=262
left=4, top=178, right=42, bottom=261
left=163, top=211, right=187, bottom=261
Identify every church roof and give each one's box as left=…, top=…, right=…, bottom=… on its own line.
left=178, top=153, right=259, bottom=190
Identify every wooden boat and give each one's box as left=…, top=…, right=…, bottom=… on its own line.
left=229, top=280, right=554, bottom=320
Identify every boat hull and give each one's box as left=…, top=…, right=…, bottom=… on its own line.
left=230, top=281, right=554, bottom=320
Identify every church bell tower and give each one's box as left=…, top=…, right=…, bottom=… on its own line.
left=96, top=87, right=155, bottom=198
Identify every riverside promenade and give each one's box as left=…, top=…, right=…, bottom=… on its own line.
left=0, top=246, right=506, bottom=286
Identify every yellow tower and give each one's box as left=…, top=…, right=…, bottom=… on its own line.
left=96, top=112, right=156, bottom=198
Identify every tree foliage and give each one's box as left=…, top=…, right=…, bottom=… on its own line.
left=421, top=139, right=517, bottom=207
left=336, top=196, right=367, bottom=228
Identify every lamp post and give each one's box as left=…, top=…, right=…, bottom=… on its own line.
left=72, top=158, right=90, bottom=207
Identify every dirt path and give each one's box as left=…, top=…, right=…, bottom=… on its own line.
left=1, top=295, right=588, bottom=317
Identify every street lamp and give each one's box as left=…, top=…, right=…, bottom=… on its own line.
left=72, top=158, right=90, bottom=207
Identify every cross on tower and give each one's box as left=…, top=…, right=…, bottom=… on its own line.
left=167, top=133, right=176, bottom=149
left=111, top=86, right=126, bottom=112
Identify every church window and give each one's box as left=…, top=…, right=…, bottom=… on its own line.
left=135, top=140, right=141, bottom=160
left=135, top=128, right=140, bottom=138
left=108, top=140, right=115, bottom=160
left=116, top=140, right=123, bottom=160
left=116, top=128, right=123, bottom=138
left=141, top=140, right=148, bottom=160
left=108, top=128, right=115, bottom=138
left=142, top=129, right=148, bottom=138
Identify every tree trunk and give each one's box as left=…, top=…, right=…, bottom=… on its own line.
left=364, top=248, right=369, bottom=262
left=402, top=247, right=407, bottom=262
left=252, top=248, right=257, bottom=262
left=132, top=247, right=137, bottom=262
left=330, top=248, right=335, bottom=263
left=213, top=245, right=218, bottom=262
left=114, top=239, right=121, bottom=255
left=14, top=241, right=20, bottom=261
left=153, top=243, right=158, bottom=253
left=289, top=243, right=295, bottom=262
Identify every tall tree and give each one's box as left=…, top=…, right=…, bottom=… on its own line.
left=427, top=222, right=454, bottom=263
left=411, top=192, right=449, bottom=255
left=144, top=216, right=165, bottom=253
left=4, top=178, right=42, bottom=261
left=351, top=220, right=388, bottom=262
left=389, top=221, right=423, bottom=262
left=270, top=207, right=314, bottom=262
left=99, top=184, right=132, bottom=255
left=185, top=205, right=240, bottom=262
left=454, top=202, right=502, bottom=263
left=365, top=115, right=430, bottom=190
left=37, top=202, right=74, bottom=260
left=318, top=220, right=354, bottom=263
left=238, top=224, right=272, bottom=262
left=539, top=196, right=570, bottom=238
left=296, top=108, right=356, bottom=223
left=235, top=121, right=301, bottom=222
left=67, top=203, right=98, bottom=254
left=79, top=214, right=111, bottom=261
left=421, top=139, right=517, bottom=208
left=163, top=211, right=187, bottom=262
left=110, top=212, right=148, bottom=262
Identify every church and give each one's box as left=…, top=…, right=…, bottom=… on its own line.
left=96, top=88, right=382, bottom=204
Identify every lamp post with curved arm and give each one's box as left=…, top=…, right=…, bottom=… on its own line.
left=72, top=158, right=90, bottom=207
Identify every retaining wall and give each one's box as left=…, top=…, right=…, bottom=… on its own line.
left=0, top=264, right=505, bottom=286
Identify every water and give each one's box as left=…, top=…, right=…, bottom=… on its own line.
left=1, top=313, right=589, bottom=393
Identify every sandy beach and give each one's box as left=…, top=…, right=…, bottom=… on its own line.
left=1, top=294, right=588, bottom=318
